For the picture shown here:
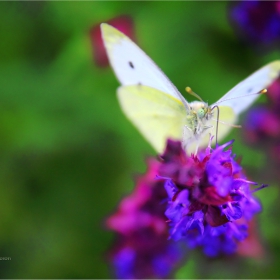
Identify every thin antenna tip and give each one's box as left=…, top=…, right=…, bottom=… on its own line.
left=259, top=88, right=267, bottom=94
left=185, top=87, right=204, bottom=102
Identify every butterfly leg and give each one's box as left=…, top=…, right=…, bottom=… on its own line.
left=203, top=124, right=216, bottom=146
left=182, top=125, right=194, bottom=151
left=194, top=136, right=201, bottom=156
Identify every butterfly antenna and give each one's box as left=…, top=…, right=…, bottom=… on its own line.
left=211, top=119, right=242, bottom=128
left=215, top=88, right=267, bottom=105
left=177, top=91, right=191, bottom=111
left=211, top=105, right=219, bottom=147
left=185, top=87, right=204, bottom=102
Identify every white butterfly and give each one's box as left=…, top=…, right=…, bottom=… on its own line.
left=101, top=23, right=280, bottom=154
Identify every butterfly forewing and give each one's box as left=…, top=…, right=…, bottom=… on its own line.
left=101, top=23, right=183, bottom=102
left=213, top=61, right=280, bottom=115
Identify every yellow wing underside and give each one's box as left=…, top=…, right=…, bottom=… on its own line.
left=118, top=85, right=237, bottom=154
left=118, top=85, right=186, bottom=153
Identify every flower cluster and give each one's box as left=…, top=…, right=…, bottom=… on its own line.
left=159, top=139, right=263, bottom=257
left=106, top=138, right=265, bottom=278
left=229, top=1, right=280, bottom=51
left=106, top=159, right=187, bottom=279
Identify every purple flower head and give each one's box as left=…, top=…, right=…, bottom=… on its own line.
left=106, top=159, right=187, bottom=279
left=229, top=1, right=280, bottom=51
left=158, top=139, right=263, bottom=257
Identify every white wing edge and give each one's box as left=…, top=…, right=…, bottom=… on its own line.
left=211, top=60, right=280, bottom=115
left=100, top=23, right=190, bottom=110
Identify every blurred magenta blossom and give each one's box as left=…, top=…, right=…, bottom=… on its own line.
left=229, top=0, right=280, bottom=51
left=237, top=219, right=264, bottom=259
left=90, top=15, right=135, bottom=67
left=106, top=159, right=187, bottom=279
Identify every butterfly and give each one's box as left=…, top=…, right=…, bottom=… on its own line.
left=101, top=23, right=280, bottom=154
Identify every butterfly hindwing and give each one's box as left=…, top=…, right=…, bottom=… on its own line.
left=214, top=105, right=237, bottom=142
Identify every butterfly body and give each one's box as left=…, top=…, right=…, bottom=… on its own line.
left=101, top=23, right=280, bottom=154
left=188, top=101, right=213, bottom=133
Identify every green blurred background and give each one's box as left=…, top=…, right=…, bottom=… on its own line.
left=0, top=1, right=280, bottom=278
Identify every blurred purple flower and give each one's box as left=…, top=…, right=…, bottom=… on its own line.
left=229, top=1, right=280, bottom=50
left=237, top=219, right=265, bottom=260
left=89, top=15, right=135, bottom=67
left=159, top=139, right=264, bottom=257
left=244, top=106, right=280, bottom=144
left=106, top=159, right=187, bottom=279
left=267, top=76, right=280, bottom=106
left=243, top=77, right=280, bottom=161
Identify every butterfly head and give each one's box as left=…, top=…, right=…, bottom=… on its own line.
left=185, top=87, right=212, bottom=120
left=190, top=101, right=212, bottom=120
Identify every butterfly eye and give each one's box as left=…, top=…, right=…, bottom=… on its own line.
left=197, top=108, right=205, bottom=119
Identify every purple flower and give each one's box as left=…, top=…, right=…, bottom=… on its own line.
left=244, top=106, right=280, bottom=144
left=106, top=137, right=266, bottom=277
left=106, top=159, right=187, bottom=279
left=200, top=223, right=248, bottom=257
left=158, top=139, right=264, bottom=257
left=267, top=76, right=280, bottom=107
left=229, top=1, right=280, bottom=51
